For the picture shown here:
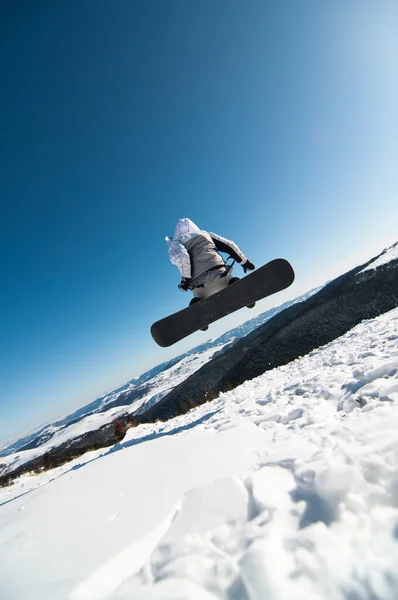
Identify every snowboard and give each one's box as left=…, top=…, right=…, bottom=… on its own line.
left=151, top=259, right=295, bottom=347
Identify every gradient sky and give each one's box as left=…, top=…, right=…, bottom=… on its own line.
left=1, top=0, right=397, bottom=445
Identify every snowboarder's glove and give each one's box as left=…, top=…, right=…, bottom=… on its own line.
left=242, top=260, right=255, bottom=273
left=178, top=277, right=191, bottom=291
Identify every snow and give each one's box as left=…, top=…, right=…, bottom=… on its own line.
left=0, top=407, right=127, bottom=475
left=359, top=241, right=398, bottom=273
left=1, top=308, right=398, bottom=599
left=0, top=345, right=226, bottom=477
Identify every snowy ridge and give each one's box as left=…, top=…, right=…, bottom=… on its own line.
left=1, top=308, right=397, bottom=599
left=359, top=241, right=398, bottom=273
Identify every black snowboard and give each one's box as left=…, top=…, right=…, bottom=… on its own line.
left=151, top=258, right=295, bottom=347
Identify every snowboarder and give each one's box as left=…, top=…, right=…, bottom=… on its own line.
left=166, top=218, right=255, bottom=306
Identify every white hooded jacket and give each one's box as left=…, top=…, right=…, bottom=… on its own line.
left=166, top=218, right=247, bottom=284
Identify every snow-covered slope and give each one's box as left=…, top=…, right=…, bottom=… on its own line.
left=1, top=307, right=397, bottom=600
left=0, top=285, right=323, bottom=462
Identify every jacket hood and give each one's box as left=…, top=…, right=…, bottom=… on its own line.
left=171, top=218, right=201, bottom=243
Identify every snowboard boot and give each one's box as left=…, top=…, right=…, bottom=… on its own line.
left=228, top=277, right=255, bottom=309
left=190, top=297, right=209, bottom=331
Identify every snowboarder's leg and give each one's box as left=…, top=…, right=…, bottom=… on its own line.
left=193, top=270, right=232, bottom=300
left=190, top=268, right=232, bottom=331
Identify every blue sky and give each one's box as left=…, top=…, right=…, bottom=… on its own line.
left=1, top=0, right=397, bottom=445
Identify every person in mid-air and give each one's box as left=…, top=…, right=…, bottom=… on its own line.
left=166, top=218, right=255, bottom=306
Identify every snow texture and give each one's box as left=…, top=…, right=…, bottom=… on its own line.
left=1, top=308, right=398, bottom=599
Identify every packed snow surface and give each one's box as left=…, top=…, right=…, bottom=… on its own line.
left=1, top=309, right=398, bottom=599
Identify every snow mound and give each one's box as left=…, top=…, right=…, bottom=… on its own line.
left=0, top=309, right=398, bottom=599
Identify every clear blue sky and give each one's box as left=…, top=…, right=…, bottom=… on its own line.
left=1, top=0, right=397, bottom=445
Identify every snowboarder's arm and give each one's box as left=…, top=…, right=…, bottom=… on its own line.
left=166, top=238, right=192, bottom=278
left=209, top=232, right=247, bottom=264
